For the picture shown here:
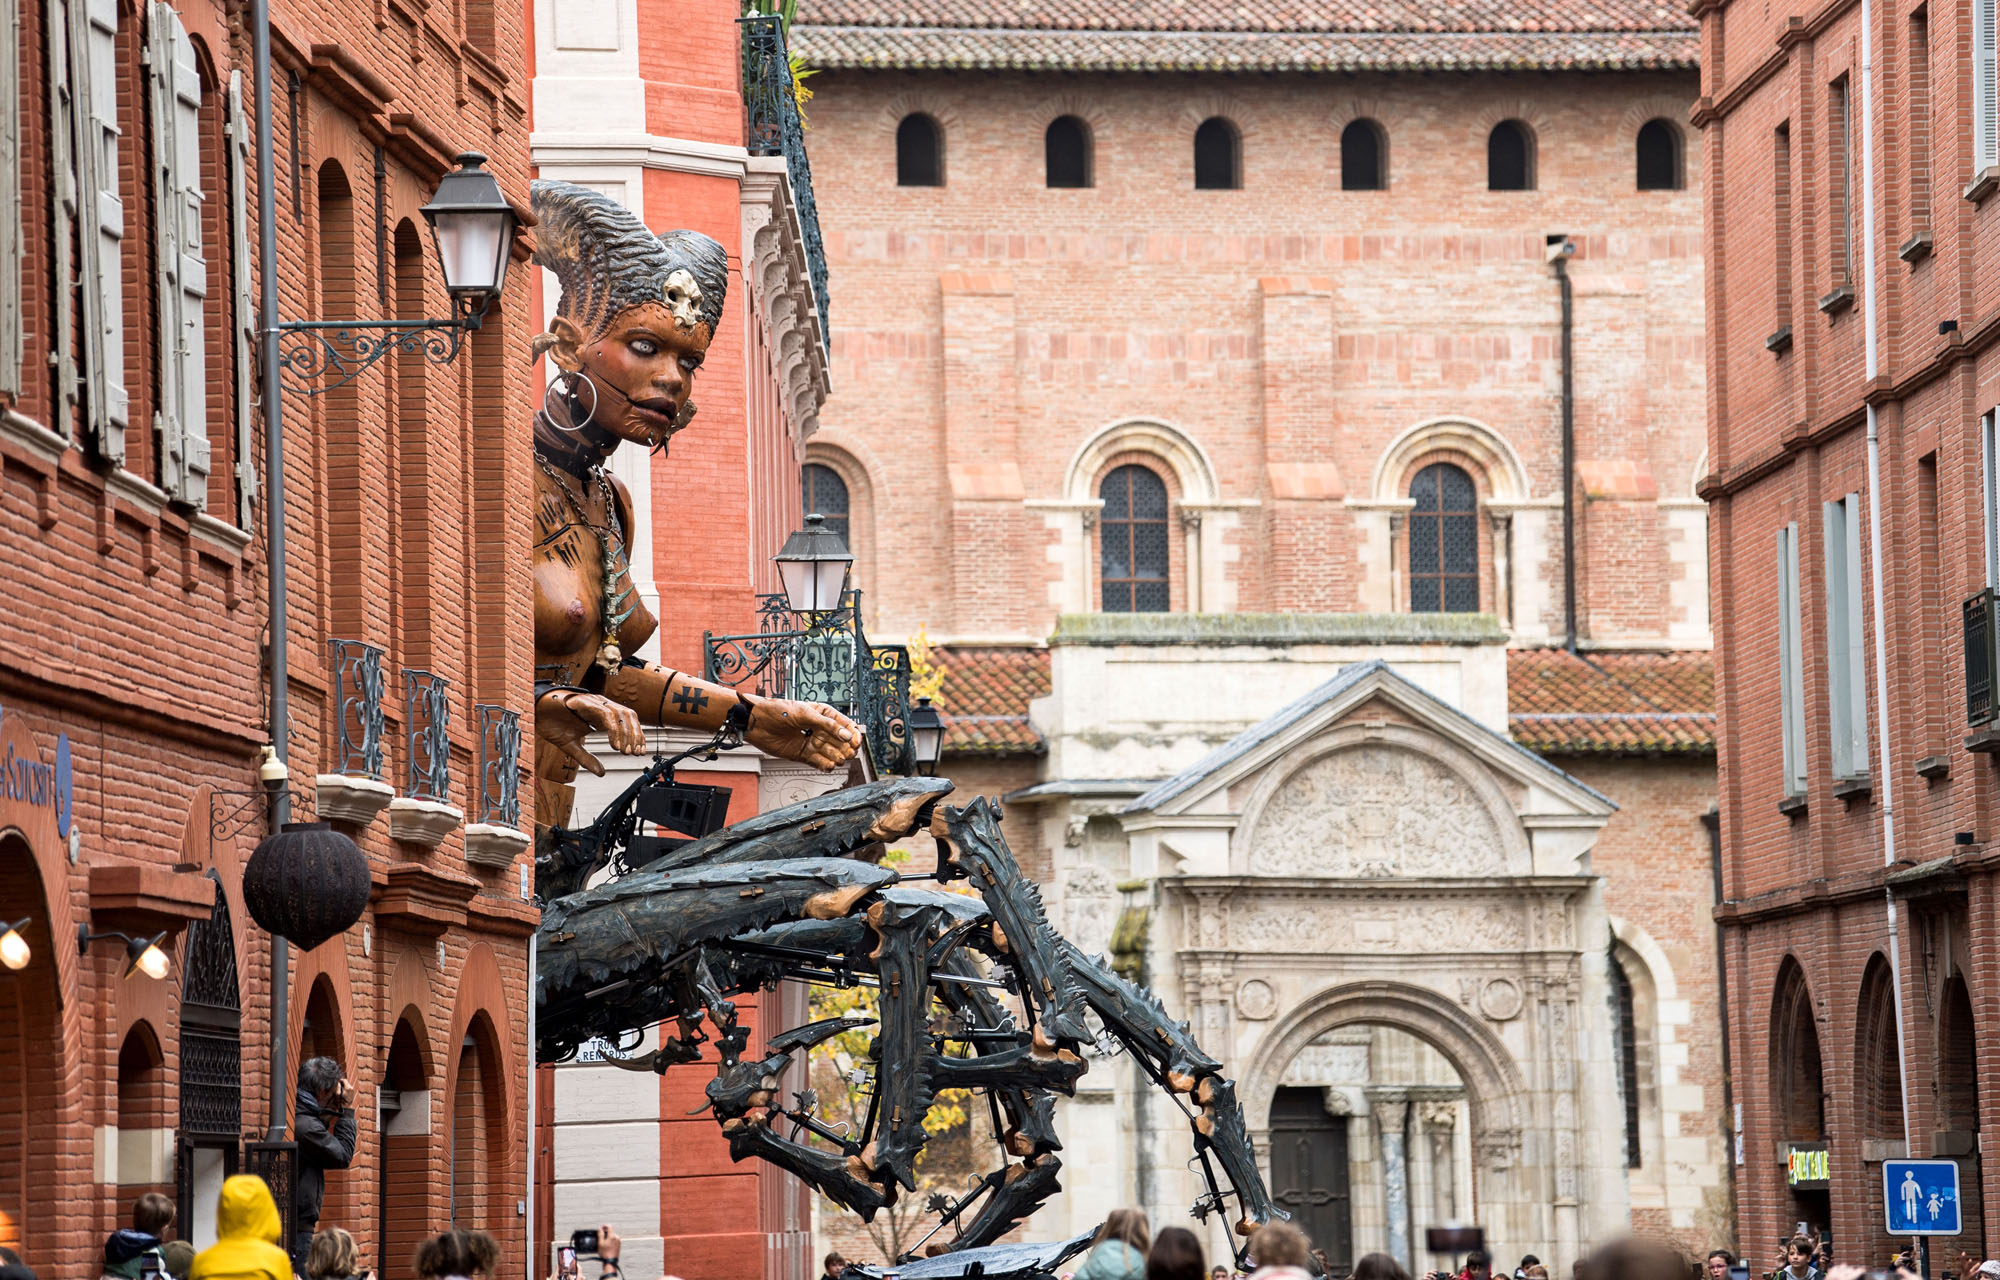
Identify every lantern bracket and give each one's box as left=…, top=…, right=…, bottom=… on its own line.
left=272, top=293, right=491, bottom=397
left=209, top=786, right=318, bottom=844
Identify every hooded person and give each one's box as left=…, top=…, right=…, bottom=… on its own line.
left=189, top=1176, right=293, bottom=1280
left=104, top=1193, right=178, bottom=1279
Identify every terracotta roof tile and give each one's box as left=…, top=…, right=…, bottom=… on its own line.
left=1508, top=648, right=1715, bottom=755
left=932, top=646, right=1051, bottom=755
left=794, top=1, right=1697, bottom=72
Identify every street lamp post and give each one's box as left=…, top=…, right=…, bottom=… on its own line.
left=907, top=698, right=944, bottom=776
left=773, top=514, right=854, bottom=615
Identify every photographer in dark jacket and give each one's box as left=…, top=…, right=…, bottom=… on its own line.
left=292, top=1057, right=358, bottom=1269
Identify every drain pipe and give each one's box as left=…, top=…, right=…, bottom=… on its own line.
left=1855, top=0, right=1917, bottom=1163
left=1550, top=236, right=1579, bottom=652
left=251, top=0, right=293, bottom=1143
left=1702, top=810, right=1735, bottom=1155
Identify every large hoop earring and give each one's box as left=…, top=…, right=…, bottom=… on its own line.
left=542, top=371, right=596, bottom=432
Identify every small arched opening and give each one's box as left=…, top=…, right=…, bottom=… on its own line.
left=1936, top=974, right=1986, bottom=1255
left=1341, top=119, right=1387, bottom=190
left=449, top=1013, right=509, bottom=1229
left=1045, top=115, right=1093, bottom=189
left=1855, top=955, right=1907, bottom=1262
left=1636, top=118, right=1684, bottom=190
left=1193, top=116, right=1241, bottom=189
left=1771, top=961, right=1830, bottom=1236
left=1407, top=462, right=1479, bottom=613
left=896, top=113, right=944, bottom=187
left=118, top=1023, right=172, bottom=1198
left=1487, top=120, right=1535, bottom=191
left=379, top=1015, right=433, bottom=1280
left=1098, top=464, right=1170, bottom=613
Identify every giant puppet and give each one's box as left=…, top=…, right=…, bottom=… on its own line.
left=526, top=181, right=1276, bottom=1269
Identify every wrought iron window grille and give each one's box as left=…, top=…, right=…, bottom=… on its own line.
left=740, top=13, right=829, bottom=347
left=404, top=668, right=452, bottom=804
left=329, top=638, right=387, bottom=780
left=474, top=704, right=522, bottom=829
left=704, top=589, right=913, bottom=775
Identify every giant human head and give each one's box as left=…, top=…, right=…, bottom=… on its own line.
left=529, top=179, right=729, bottom=453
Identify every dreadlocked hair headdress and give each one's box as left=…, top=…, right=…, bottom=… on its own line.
left=529, top=180, right=729, bottom=353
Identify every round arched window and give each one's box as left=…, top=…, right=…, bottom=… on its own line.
left=1099, top=465, right=1169, bottom=612
left=802, top=464, right=851, bottom=548
left=1408, top=463, right=1478, bottom=612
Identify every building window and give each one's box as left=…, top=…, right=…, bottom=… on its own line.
left=802, top=463, right=851, bottom=548
left=896, top=113, right=943, bottom=187
left=1777, top=522, right=1807, bottom=795
left=1635, top=118, right=1682, bottom=190
left=1046, top=115, right=1092, bottom=189
left=1830, top=76, right=1854, bottom=283
left=1193, top=116, right=1239, bottom=189
left=1910, top=9, right=1933, bottom=232
left=1611, top=954, right=1642, bottom=1169
left=1487, top=120, right=1535, bottom=191
left=1981, top=411, right=1999, bottom=587
left=1823, top=494, right=1868, bottom=777
left=1099, top=464, right=1169, bottom=613
left=1408, top=462, right=1478, bottom=613
left=1341, top=119, right=1386, bottom=190
left=1978, top=0, right=1997, bottom=171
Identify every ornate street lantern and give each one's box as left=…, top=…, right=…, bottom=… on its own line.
left=908, top=698, right=945, bottom=776
left=774, top=514, right=854, bottom=615
left=244, top=822, right=371, bottom=951
left=419, top=152, right=517, bottom=316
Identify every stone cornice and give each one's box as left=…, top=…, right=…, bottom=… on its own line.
left=529, top=133, right=753, bottom=181
left=741, top=158, right=833, bottom=443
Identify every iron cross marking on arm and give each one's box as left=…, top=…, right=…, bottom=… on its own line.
left=672, top=685, right=712, bottom=716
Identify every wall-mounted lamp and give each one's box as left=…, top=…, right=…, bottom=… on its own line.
left=79, top=926, right=171, bottom=980
left=275, top=151, right=519, bottom=396
left=907, top=698, right=945, bottom=776
left=0, top=920, right=31, bottom=971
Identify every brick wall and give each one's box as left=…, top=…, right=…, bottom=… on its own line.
left=1702, top=0, right=2000, bottom=1263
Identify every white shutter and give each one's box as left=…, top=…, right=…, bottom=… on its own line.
left=80, top=0, right=127, bottom=462
left=149, top=1, right=207, bottom=507
left=0, top=0, right=22, bottom=402
left=1778, top=523, right=1807, bottom=795
left=228, top=72, right=256, bottom=525
left=1843, top=494, right=1867, bottom=773
left=1980, top=0, right=1999, bottom=170
left=47, top=0, right=80, bottom=436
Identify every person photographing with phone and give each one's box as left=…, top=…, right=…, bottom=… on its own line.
left=291, top=1058, right=358, bottom=1272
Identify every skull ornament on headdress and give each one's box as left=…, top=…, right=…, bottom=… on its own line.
left=528, top=180, right=729, bottom=344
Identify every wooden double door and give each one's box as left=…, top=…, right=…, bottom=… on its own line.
left=1269, top=1087, right=1354, bottom=1272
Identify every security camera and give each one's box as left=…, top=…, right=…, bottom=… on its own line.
left=257, top=745, right=290, bottom=788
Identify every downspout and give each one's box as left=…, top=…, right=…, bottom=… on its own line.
left=251, top=0, right=293, bottom=1142
left=1702, top=810, right=1735, bottom=1155
left=1856, top=0, right=1918, bottom=1160
left=1554, top=244, right=1578, bottom=652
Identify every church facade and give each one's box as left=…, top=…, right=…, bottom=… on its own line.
left=791, top=2, right=1731, bottom=1272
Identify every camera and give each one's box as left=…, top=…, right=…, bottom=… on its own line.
left=557, top=1246, right=579, bottom=1280
left=571, top=1229, right=600, bottom=1259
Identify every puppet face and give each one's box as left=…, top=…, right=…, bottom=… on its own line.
left=552, top=302, right=710, bottom=450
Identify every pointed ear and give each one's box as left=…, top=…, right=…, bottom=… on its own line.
left=543, top=314, right=587, bottom=373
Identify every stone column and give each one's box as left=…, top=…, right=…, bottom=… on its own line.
left=1372, top=1093, right=1412, bottom=1272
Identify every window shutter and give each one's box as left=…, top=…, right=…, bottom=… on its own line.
left=45, top=0, right=79, bottom=437
left=1980, top=0, right=1999, bottom=170
left=149, top=0, right=207, bottom=507
left=80, top=0, right=128, bottom=463
left=1843, top=494, right=1867, bottom=772
left=228, top=72, right=256, bottom=524
left=0, top=0, right=22, bottom=403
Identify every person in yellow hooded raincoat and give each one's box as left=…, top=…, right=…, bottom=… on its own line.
left=190, top=1176, right=294, bottom=1280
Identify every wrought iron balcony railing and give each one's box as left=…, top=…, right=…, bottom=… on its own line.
left=403, top=669, right=452, bottom=804
left=329, top=639, right=386, bottom=780
left=704, top=591, right=913, bottom=775
left=741, top=12, right=829, bottom=348
left=474, top=704, right=522, bottom=829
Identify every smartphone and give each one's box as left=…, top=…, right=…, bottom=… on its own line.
left=571, top=1229, right=600, bottom=1259
left=138, top=1259, right=163, bottom=1280
left=558, top=1245, right=579, bottom=1280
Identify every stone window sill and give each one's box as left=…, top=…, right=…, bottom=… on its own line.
left=1915, top=753, right=1951, bottom=780
left=1833, top=775, right=1873, bottom=801
left=1765, top=324, right=1794, bottom=354
left=1966, top=724, right=2000, bottom=753
left=1965, top=165, right=2000, bottom=205
left=1778, top=793, right=1809, bottom=818
left=1899, top=230, right=1934, bottom=263
left=1818, top=284, right=1856, bottom=315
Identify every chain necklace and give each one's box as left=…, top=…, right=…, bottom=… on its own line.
left=535, top=451, right=638, bottom=673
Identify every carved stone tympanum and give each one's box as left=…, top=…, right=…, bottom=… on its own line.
left=1249, top=745, right=1507, bottom=878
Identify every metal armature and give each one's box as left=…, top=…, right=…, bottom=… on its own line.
left=534, top=774, right=1280, bottom=1272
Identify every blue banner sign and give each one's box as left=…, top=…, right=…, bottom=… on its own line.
left=1884, top=1160, right=1962, bottom=1236
left=0, top=706, right=71, bottom=839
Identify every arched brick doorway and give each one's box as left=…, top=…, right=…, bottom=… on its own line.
left=1854, top=956, right=1904, bottom=1263
left=450, top=1013, right=508, bottom=1229
left=0, top=832, right=68, bottom=1264
left=301, top=976, right=356, bottom=1231
left=1770, top=960, right=1828, bottom=1236
left=1936, top=975, right=1984, bottom=1257
left=379, top=1015, right=432, bottom=1280
left=118, top=1023, right=172, bottom=1199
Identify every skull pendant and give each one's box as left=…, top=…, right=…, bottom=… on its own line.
left=663, top=269, right=705, bottom=333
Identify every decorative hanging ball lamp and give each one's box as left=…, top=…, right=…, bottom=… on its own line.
left=244, top=821, right=371, bottom=951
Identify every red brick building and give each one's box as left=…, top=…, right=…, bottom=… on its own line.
left=790, top=0, right=1734, bottom=1266
left=530, top=4, right=834, bottom=1277
left=0, top=0, right=537, bottom=1268
left=1699, top=0, right=2000, bottom=1264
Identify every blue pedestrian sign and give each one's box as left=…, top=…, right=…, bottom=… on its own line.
left=1884, top=1160, right=1962, bottom=1236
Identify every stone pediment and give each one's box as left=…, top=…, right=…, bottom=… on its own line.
left=1120, top=661, right=1614, bottom=879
